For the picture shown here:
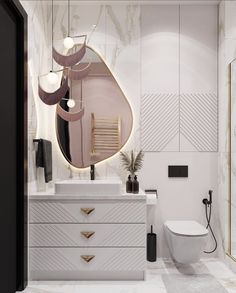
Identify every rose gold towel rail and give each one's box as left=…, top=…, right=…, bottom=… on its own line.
left=91, top=113, right=121, bottom=155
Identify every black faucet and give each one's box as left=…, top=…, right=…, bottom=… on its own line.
left=90, top=164, right=95, bottom=180
left=202, top=190, right=213, bottom=206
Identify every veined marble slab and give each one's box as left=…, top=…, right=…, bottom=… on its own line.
left=18, top=258, right=236, bottom=293
left=29, top=188, right=146, bottom=200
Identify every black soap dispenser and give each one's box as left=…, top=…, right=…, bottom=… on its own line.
left=132, top=175, right=139, bottom=194
left=147, top=225, right=157, bottom=262
left=126, top=175, right=132, bottom=193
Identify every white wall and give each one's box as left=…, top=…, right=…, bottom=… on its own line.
left=141, top=5, right=218, bottom=152
left=141, top=152, right=218, bottom=257
left=24, top=1, right=220, bottom=258
left=140, top=4, right=219, bottom=257
left=21, top=0, right=52, bottom=190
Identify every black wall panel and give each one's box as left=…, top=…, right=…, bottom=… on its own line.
left=0, top=1, right=27, bottom=292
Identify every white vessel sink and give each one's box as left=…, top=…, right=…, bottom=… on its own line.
left=55, top=179, right=122, bottom=195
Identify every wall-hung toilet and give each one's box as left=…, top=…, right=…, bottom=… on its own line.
left=164, top=221, right=208, bottom=264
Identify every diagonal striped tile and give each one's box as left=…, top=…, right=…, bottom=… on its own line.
left=141, top=93, right=179, bottom=151
left=180, top=93, right=218, bottom=152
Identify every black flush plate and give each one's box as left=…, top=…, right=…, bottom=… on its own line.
left=168, top=165, right=188, bottom=178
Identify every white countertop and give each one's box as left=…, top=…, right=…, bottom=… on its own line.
left=29, top=187, right=146, bottom=201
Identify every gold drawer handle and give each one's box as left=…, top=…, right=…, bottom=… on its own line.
left=81, top=255, right=95, bottom=263
left=81, top=208, right=95, bottom=215
left=81, top=231, right=95, bottom=239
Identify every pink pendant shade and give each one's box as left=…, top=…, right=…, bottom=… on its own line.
left=38, top=76, right=69, bottom=105
left=57, top=104, right=85, bottom=122
left=53, top=42, right=86, bottom=67
left=68, top=63, right=91, bottom=80
left=38, top=36, right=88, bottom=106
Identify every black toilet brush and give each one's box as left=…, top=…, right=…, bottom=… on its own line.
left=147, top=225, right=157, bottom=262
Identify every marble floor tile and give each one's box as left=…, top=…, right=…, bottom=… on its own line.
left=19, top=258, right=236, bottom=293
left=162, top=273, right=228, bottom=293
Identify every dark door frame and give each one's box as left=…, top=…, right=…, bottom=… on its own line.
left=0, top=0, right=28, bottom=291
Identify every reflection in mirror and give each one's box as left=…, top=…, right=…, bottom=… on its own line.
left=56, top=46, right=133, bottom=168
left=231, top=58, right=236, bottom=259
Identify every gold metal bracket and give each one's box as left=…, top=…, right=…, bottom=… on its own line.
left=81, top=231, right=95, bottom=239
left=81, top=208, right=95, bottom=215
left=81, top=255, right=95, bottom=263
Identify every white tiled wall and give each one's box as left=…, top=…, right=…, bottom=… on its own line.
left=141, top=5, right=218, bottom=152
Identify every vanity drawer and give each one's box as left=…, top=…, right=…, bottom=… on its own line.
left=30, top=247, right=146, bottom=273
left=29, top=200, right=146, bottom=223
left=29, top=223, right=146, bottom=247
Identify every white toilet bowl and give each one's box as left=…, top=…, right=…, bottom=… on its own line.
left=164, top=220, right=208, bottom=264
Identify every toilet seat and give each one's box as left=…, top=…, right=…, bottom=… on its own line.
left=165, top=221, right=208, bottom=237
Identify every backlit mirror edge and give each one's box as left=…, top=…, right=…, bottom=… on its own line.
left=55, top=45, right=135, bottom=170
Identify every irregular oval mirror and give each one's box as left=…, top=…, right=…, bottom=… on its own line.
left=56, top=46, right=133, bottom=168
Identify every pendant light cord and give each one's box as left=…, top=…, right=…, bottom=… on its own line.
left=51, top=0, right=54, bottom=71
left=68, top=0, right=70, bottom=37
left=70, top=79, right=72, bottom=100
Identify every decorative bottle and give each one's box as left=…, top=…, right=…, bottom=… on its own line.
left=132, top=175, right=139, bottom=194
left=126, top=175, right=132, bottom=193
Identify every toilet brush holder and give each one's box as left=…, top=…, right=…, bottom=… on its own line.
left=147, top=225, right=157, bottom=262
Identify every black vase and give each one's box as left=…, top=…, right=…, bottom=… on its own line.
left=126, top=175, right=132, bottom=193
left=132, top=175, right=139, bottom=194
